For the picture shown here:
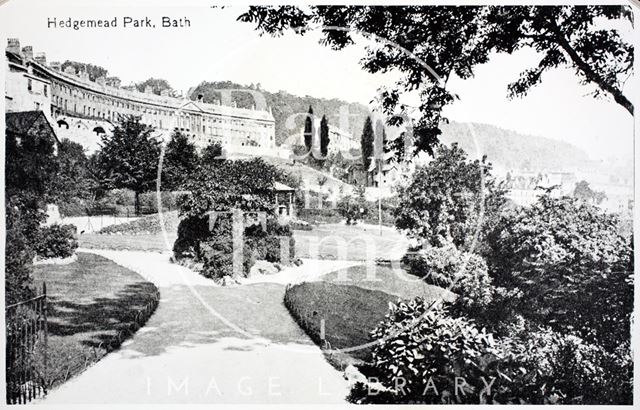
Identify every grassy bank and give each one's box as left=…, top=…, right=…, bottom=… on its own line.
left=33, top=252, right=159, bottom=390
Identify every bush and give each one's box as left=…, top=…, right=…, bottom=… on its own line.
left=296, top=208, right=342, bottom=224
left=173, top=214, right=296, bottom=282
left=5, top=202, right=38, bottom=305
left=484, top=193, right=634, bottom=350
left=173, top=215, right=214, bottom=260
left=337, top=188, right=370, bottom=225
left=351, top=298, right=632, bottom=404
left=402, top=243, right=490, bottom=295
left=353, top=299, right=503, bottom=404
left=290, top=218, right=312, bottom=231
left=33, top=224, right=78, bottom=259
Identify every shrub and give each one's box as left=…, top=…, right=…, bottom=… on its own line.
left=402, top=243, right=490, bottom=295
left=351, top=298, right=632, bottom=404
left=33, top=224, right=78, bottom=259
left=5, top=203, right=37, bottom=305
left=484, top=193, right=634, bottom=350
left=337, top=192, right=370, bottom=225
left=173, top=215, right=214, bottom=260
left=354, top=299, right=503, bottom=404
left=296, top=208, right=342, bottom=224
left=199, top=229, right=254, bottom=280
left=290, top=218, right=312, bottom=231
left=501, top=325, right=633, bottom=404
left=173, top=214, right=296, bottom=282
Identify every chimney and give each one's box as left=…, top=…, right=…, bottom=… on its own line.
left=50, top=61, right=61, bottom=71
left=160, top=89, right=170, bottom=97
left=96, top=76, right=107, bottom=86
left=197, top=94, right=204, bottom=103
left=63, top=65, right=76, bottom=75
left=6, top=38, right=20, bottom=54
left=34, top=52, right=46, bottom=65
left=22, top=46, right=33, bottom=60
left=79, top=71, right=89, bottom=80
left=144, top=85, right=153, bottom=94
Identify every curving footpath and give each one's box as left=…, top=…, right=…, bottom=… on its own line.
left=41, top=249, right=360, bottom=404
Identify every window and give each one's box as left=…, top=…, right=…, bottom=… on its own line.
left=27, top=79, right=32, bottom=92
left=43, top=84, right=48, bottom=97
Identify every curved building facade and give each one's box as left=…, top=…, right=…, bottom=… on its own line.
left=5, top=39, right=276, bottom=154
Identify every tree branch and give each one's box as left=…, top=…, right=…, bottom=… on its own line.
left=549, top=23, right=633, bottom=115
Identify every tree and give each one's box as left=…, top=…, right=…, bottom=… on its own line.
left=394, top=143, right=507, bottom=251
left=484, top=192, right=633, bottom=351
left=94, top=116, right=161, bottom=214
left=5, top=114, right=59, bottom=304
left=51, top=139, right=96, bottom=203
left=179, top=157, right=281, bottom=218
left=319, top=114, right=330, bottom=158
left=200, top=141, right=224, bottom=164
left=162, top=130, right=199, bottom=190
left=360, top=116, right=375, bottom=183
left=303, top=105, right=314, bottom=154
left=573, top=180, right=606, bottom=204
left=135, top=78, right=174, bottom=96
left=239, top=5, right=633, bottom=159
left=337, top=186, right=369, bottom=225
left=61, top=60, right=109, bottom=81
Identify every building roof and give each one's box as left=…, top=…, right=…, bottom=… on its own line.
left=5, top=110, right=58, bottom=142
left=273, top=182, right=295, bottom=192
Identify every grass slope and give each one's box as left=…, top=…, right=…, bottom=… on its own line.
left=284, top=265, right=454, bottom=366
left=97, top=211, right=180, bottom=235
left=33, top=252, right=159, bottom=389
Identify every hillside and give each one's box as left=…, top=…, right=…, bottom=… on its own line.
left=440, top=121, right=592, bottom=172
left=189, top=81, right=370, bottom=146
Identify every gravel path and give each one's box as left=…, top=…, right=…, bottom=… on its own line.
left=41, top=249, right=352, bottom=404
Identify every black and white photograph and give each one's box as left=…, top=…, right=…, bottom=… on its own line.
left=1, top=0, right=637, bottom=405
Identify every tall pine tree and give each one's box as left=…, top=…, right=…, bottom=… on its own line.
left=320, top=115, right=330, bottom=158
left=303, top=106, right=314, bottom=154
left=361, top=116, right=375, bottom=184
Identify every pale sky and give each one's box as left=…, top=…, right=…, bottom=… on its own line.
left=1, top=1, right=635, bottom=161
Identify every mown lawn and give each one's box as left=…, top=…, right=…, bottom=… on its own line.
left=32, top=252, right=159, bottom=389
left=284, top=264, right=454, bottom=366
left=293, top=223, right=409, bottom=261
left=321, top=264, right=455, bottom=301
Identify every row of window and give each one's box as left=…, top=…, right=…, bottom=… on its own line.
left=52, top=81, right=272, bottom=128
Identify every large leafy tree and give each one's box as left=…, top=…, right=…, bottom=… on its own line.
left=484, top=193, right=633, bottom=351
left=200, top=141, right=225, bottom=164
left=135, top=78, right=174, bottom=96
left=162, top=130, right=199, bottom=190
left=573, top=180, right=606, bottom=205
left=319, top=114, right=330, bottom=158
left=51, top=139, right=97, bottom=202
left=239, top=5, right=633, bottom=158
left=94, top=116, right=161, bottom=214
left=179, top=157, right=280, bottom=218
left=5, top=115, right=59, bottom=304
left=61, top=60, right=109, bottom=81
left=394, top=143, right=507, bottom=251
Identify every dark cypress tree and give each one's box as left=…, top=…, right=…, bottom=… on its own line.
left=303, top=106, right=314, bottom=153
left=361, top=116, right=375, bottom=173
left=320, top=115, right=330, bottom=158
